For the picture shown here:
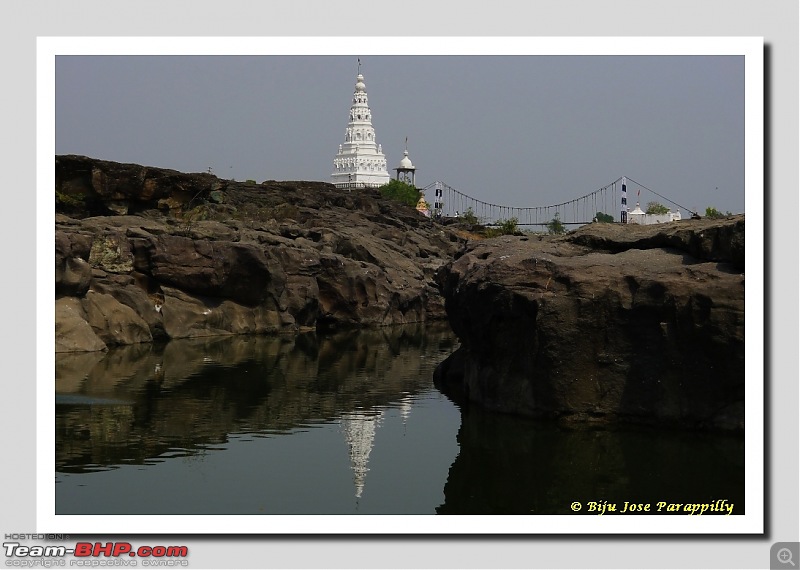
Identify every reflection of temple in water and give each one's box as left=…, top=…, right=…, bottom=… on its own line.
left=340, top=394, right=416, bottom=499
left=340, top=410, right=384, bottom=499
left=399, top=394, right=412, bottom=435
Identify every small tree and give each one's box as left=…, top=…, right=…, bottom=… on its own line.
left=547, top=212, right=566, bottom=235
left=646, top=202, right=670, bottom=215
left=594, top=211, right=614, bottom=223
left=378, top=179, right=421, bottom=207
left=705, top=206, right=732, bottom=219
left=498, top=217, right=519, bottom=235
left=461, top=207, right=479, bottom=225
left=484, top=217, right=519, bottom=238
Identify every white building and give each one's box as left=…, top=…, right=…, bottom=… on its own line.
left=331, top=70, right=391, bottom=189
left=620, top=178, right=682, bottom=225
left=394, top=144, right=416, bottom=186
left=627, top=202, right=682, bottom=225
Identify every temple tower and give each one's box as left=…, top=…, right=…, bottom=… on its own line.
left=331, top=66, right=390, bottom=189
left=394, top=138, right=416, bottom=186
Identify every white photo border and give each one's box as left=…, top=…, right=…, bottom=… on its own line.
left=38, top=36, right=764, bottom=535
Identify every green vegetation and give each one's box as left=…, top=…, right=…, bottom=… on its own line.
left=498, top=217, right=519, bottom=235
left=484, top=217, right=519, bottom=238
left=378, top=179, right=421, bottom=207
left=705, top=206, right=732, bottom=219
left=646, top=202, right=670, bottom=215
left=547, top=212, right=566, bottom=235
left=594, top=211, right=614, bottom=223
left=461, top=207, right=479, bottom=225
left=56, top=190, right=86, bottom=208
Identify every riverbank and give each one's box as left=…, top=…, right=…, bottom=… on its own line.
left=56, top=155, right=464, bottom=352
left=55, top=155, right=746, bottom=432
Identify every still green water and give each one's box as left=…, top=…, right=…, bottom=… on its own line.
left=55, top=322, right=744, bottom=515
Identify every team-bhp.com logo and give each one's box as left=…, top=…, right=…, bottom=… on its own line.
left=4, top=541, right=189, bottom=566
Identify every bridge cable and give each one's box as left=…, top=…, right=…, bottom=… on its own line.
left=625, top=177, right=698, bottom=216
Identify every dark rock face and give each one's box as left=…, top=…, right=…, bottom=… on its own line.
left=56, top=155, right=225, bottom=217
left=130, top=234, right=285, bottom=306
left=434, top=217, right=746, bottom=431
left=55, top=155, right=463, bottom=352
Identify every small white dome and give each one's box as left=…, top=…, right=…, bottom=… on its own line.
left=397, top=150, right=415, bottom=170
left=355, top=74, right=365, bottom=92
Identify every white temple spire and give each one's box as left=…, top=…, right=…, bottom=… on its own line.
left=331, top=64, right=391, bottom=189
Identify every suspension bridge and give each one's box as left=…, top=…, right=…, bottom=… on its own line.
left=421, top=177, right=694, bottom=229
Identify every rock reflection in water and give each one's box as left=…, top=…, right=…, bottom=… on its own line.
left=55, top=322, right=458, bottom=478
left=436, top=403, right=745, bottom=515
left=56, top=321, right=745, bottom=516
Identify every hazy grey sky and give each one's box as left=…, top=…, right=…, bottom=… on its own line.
left=55, top=53, right=745, bottom=216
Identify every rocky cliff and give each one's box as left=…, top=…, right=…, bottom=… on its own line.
left=434, top=216, right=746, bottom=431
left=54, top=156, right=747, bottom=432
left=55, top=155, right=464, bottom=352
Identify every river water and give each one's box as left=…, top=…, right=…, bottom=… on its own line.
left=55, top=322, right=744, bottom=515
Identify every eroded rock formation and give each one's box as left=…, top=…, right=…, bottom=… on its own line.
left=55, top=155, right=463, bottom=352
left=434, top=217, right=746, bottom=431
